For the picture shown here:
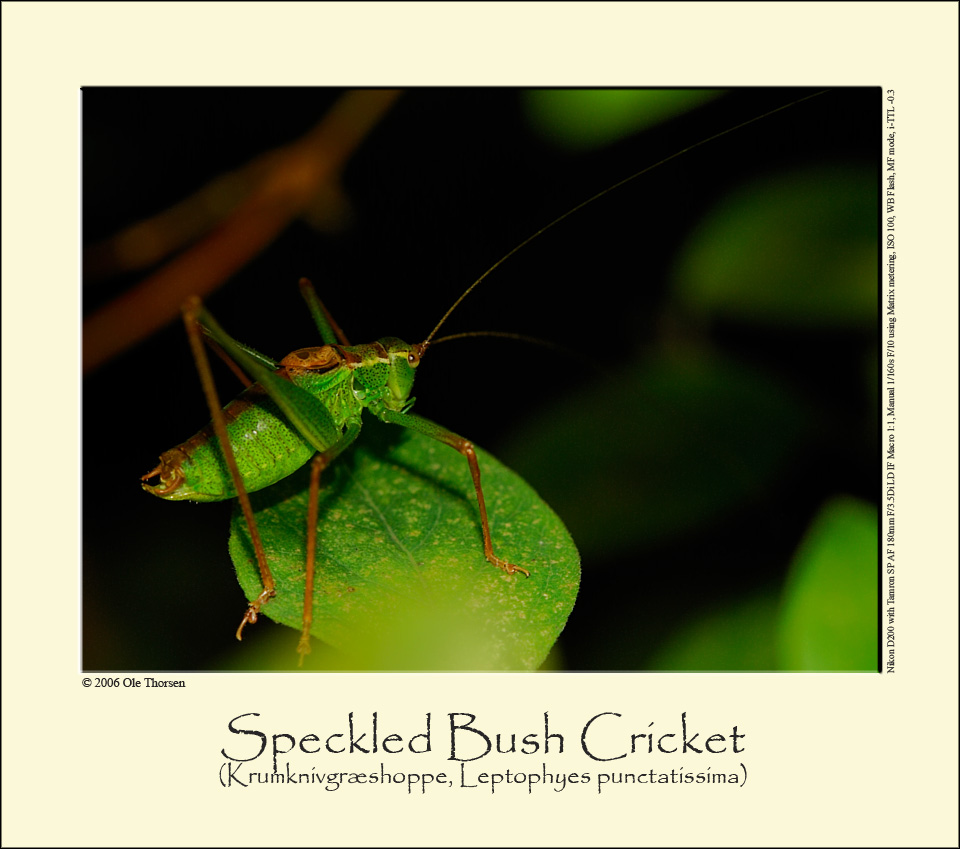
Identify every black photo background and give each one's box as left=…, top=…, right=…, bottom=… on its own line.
left=83, top=88, right=879, bottom=671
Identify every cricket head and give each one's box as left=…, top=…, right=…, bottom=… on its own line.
left=357, top=337, right=425, bottom=414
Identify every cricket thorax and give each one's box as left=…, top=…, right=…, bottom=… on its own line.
left=278, top=339, right=419, bottom=414
left=314, top=337, right=421, bottom=414
left=279, top=345, right=348, bottom=372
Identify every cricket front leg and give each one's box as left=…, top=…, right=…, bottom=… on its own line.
left=378, top=410, right=530, bottom=577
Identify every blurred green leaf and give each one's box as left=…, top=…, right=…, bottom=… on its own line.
left=229, top=417, right=580, bottom=670
left=648, top=592, right=780, bottom=671
left=674, top=167, right=877, bottom=327
left=777, top=496, right=878, bottom=670
left=524, top=89, right=721, bottom=151
left=498, top=350, right=812, bottom=558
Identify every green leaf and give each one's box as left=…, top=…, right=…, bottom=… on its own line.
left=777, top=496, right=878, bottom=670
left=497, top=350, right=812, bottom=556
left=523, top=89, right=721, bottom=151
left=228, top=417, right=580, bottom=670
left=647, top=592, right=781, bottom=671
left=673, top=167, right=877, bottom=327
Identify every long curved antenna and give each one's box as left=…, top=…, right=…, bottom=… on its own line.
left=430, top=330, right=601, bottom=374
left=422, top=90, right=828, bottom=348
left=430, top=330, right=561, bottom=350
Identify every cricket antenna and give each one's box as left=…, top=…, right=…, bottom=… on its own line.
left=430, top=330, right=564, bottom=352
left=429, top=330, right=598, bottom=372
left=421, top=89, right=828, bottom=349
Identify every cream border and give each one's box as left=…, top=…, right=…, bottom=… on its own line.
left=2, top=3, right=957, bottom=846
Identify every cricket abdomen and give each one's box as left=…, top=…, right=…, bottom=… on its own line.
left=142, top=384, right=318, bottom=502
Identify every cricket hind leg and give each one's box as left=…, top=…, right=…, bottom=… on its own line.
left=180, top=297, right=277, bottom=639
left=185, top=294, right=364, bottom=660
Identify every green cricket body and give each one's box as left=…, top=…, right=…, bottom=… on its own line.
left=143, top=279, right=527, bottom=664
left=142, top=338, right=421, bottom=503
left=141, top=93, right=820, bottom=659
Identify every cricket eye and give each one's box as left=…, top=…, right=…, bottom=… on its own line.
left=407, top=350, right=420, bottom=367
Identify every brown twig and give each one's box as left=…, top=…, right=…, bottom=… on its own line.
left=83, top=89, right=402, bottom=374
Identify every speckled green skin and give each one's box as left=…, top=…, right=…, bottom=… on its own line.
left=143, top=338, right=420, bottom=503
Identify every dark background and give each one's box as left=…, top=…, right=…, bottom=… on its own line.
left=82, top=88, right=879, bottom=671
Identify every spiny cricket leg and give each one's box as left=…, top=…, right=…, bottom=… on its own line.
left=378, top=410, right=529, bottom=577
left=181, top=297, right=276, bottom=638
left=297, top=420, right=362, bottom=665
left=451, top=437, right=530, bottom=577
